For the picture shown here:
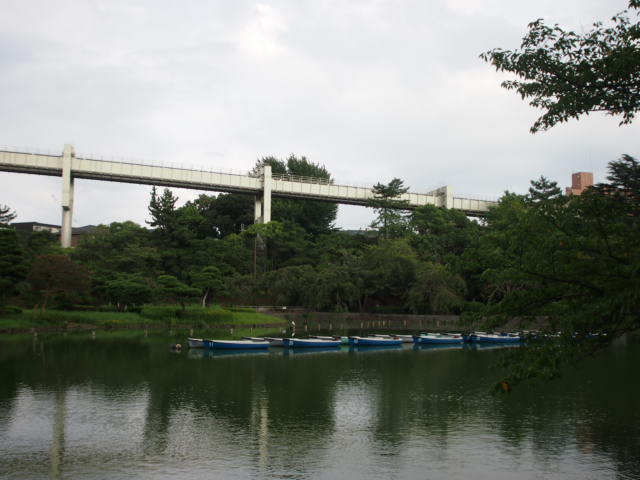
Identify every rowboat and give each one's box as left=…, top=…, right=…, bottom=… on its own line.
left=264, top=337, right=285, bottom=347
left=472, top=333, right=522, bottom=343
left=310, top=335, right=349, bottom=344
left=202, top=339, right=270, bottom=349
left=414, top=333, right=464, bottom=345
left=372, top=334, right=414, bottom=343
left=283, top=338, right=342, bottom=348
left=348, top=336, right=403, bottom=346
left=187, top=338, right=204, bottom=348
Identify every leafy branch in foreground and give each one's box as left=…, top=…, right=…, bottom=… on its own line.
left=477, top=155, right=640, bottom=389
left=481, top=1, right=640, bottom=132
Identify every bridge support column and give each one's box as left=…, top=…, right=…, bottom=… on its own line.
left=433, top=185, right=454, bottom=209
left=60, top=144, right=74, bottom=248
left=262, top=165, right=272, bottom=223
left=254, top=196, right=262, bottom=223
left=253, top=165, right=272, bottom=224
left=442, top=185, right=453, bottom=209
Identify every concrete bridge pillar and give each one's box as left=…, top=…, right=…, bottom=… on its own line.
left=433, top=185, right=454, bottom=209
left=254, top=196, right=263, bottom=223
left=253, top=165, right=272, bottom=224
left=442, top=185, right=453, bottom=209
left=60, top=144, right=75, bottom=248
left=262, top=165, right=272, bottom=223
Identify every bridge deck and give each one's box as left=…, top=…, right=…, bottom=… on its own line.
left=0, top=148, right=495, bottom=215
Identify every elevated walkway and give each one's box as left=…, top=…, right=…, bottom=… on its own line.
left=0, top=144, right=497, bottom=247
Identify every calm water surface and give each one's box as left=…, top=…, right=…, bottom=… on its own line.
left=0, top=332, right=638, bottom=479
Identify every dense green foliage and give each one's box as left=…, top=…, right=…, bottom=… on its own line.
left=481, top=1, right=640, bottom=132
left=368, top=178, right=410, bottom=239
left=2, top=153, right=639, bottom=389
left=0, top=204, right=16, bottom=225
left=253, top=154, right=338, bottom=234
left=3, top=157, right=636, bottom=331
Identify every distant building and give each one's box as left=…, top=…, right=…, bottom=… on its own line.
left=565, top=172, right=594, bottom=195
left=11, top=222, right=96, bottom=247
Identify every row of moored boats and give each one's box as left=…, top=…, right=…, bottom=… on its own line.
left=187, top=332, right=524, bottom=350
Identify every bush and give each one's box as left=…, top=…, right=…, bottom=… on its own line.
left=71, top=305, right=98, bottom=311
left=226, top=306, right=257, bottom=313
left=0, top=306, right=23, bottom=315
left=180, top=306, right=234, bottom=323
left=140, top=305, right=181, bottom=320
left=139, top=305, right=235, bottom=324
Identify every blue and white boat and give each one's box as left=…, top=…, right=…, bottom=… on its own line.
left=472, top=333, right=522, bottom=343
left=372, top=334, right=414, bottom=343
left=203, top=339, right=270, bottom=350
left=264, top=337, right=285, bottom=347
left=283, top=338, right=342, bottom=348
left=348, top=336, right=403, bottom=346
left=187, top=338, right=204, bottom=348
left=310, top=335, right=349, bottom=344
left=413, top=333, right=464, bottom=345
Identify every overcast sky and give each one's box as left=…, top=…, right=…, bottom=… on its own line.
left=1, top=0, right=637, bottom=230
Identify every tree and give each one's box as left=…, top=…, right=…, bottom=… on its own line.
left=147, top=187, right=199, bottom=279
left=155, top=275, right=200, bottom=309
left=103, top=273, right=152, bottom=311
left=306, top=264, right=361, bottom=312
left=257, top=265, right=315, bottom=307
left=187, top=193, right=254, bottom=238
left=190, top=266, right=228, bottom=307
left=475, top=156, right=640, bottom=386
left=28, top=255, right=92, bottom=312
left=358, top=238, right=417, bottom=311
left=0, top=204, right=16, bottom=226
left=406, top=262, right=466, bottom=314
left=147, top=186, right=179, bottom=232
left=410, top=204, right=480, bottom=264
left=252, top=155, right=338, bottom=234
left=368, top=178, right=410, bottom=239
left=481, top=1, right=640, bottom=132
left=0, top=229, right=29, bottom=306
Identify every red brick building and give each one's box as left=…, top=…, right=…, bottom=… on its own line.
left=565, top=172, right=594, bottom=195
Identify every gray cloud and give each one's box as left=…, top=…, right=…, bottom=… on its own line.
left=0, top=0, right=637, bottom=230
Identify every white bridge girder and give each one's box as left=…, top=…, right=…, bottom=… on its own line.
left=0, top=145, right=496, bottom=247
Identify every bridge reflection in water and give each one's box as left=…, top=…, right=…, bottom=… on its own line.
left=0, top=332, right=638, bottom=479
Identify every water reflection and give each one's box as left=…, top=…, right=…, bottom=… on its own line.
left=0, top=332, right=638, bottom=479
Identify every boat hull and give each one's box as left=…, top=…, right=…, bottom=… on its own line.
left=283, top=338, right=341, bottom=348
left=349, top=336, right=403, bottom=346
left=203, top=339, right=270, bottom=350
left=187, top=338, right=204, bottom=348
left=472, top=334, right=522, bottom=343
left=372, top=334, right=414, bottom=343
left=414, top=335, right=464, bottom=345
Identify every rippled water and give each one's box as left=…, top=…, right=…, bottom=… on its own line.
left=0, top=332, right=638, bottom=479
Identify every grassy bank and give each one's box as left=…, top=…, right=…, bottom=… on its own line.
left=0, top=305, right=287, bottom=332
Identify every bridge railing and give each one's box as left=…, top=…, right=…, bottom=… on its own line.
left=272, top=173, right=333, bottom=185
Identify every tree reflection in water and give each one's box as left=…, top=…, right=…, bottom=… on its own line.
left=0, top=331, right=638, bottom=479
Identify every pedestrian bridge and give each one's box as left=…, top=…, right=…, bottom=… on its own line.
left=0, top=144, right=497, bottom=247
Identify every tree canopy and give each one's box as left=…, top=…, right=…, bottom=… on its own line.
left=0, top=204, right=16, bottom=226
left=481, top=1, right=640, bottom=132
left=252, top=155, right=338, bottom=234
left=474, top=155, right=640, bottom=385
left=368, top=178, right=410, bottom=239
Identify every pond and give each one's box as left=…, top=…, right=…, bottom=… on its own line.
left=0, top=331, right=638, bottom=479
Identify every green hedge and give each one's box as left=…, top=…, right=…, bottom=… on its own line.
left=139, top=305, right=235, bottom=324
